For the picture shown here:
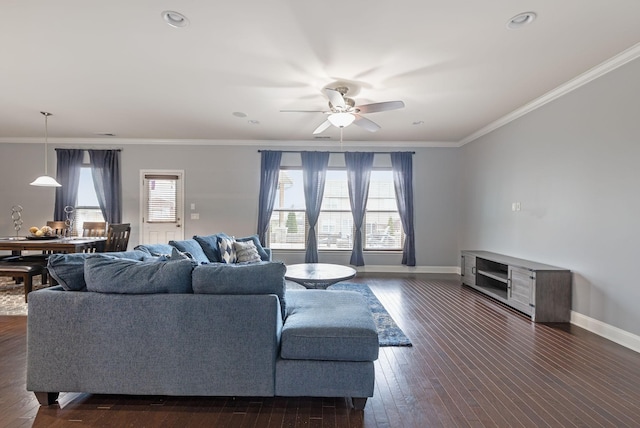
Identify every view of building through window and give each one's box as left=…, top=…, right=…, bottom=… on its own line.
left=269, top=169, right=403, bottom=250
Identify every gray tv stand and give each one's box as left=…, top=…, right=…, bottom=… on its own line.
left=460, top=251, right=572, bottom=323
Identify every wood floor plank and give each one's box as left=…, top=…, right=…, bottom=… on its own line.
left=2, top=274, right=640, bottom=427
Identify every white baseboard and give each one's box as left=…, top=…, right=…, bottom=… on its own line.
left=354, top=265, right=459, bottom=274
left=571, top=311, right=640, bottom=354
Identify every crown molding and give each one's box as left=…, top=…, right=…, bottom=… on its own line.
left=0, top=137, right=457, bottom=148
left=458, top=42, right=640, bottom=147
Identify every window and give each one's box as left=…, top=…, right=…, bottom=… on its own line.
left=74, top=167, right=105, bottom=235
left=144, top=174, right=179, bottom=223
left=269, top=168, right=403, bottom=251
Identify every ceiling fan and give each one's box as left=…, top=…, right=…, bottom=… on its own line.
left=281, top=86, right=405, bottom=135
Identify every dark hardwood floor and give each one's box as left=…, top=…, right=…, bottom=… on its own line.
left=2, top=274, right=640, bottom=427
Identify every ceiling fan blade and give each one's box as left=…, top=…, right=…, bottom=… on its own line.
left=280, top=110, right=326, bottom=113
left=357, top=100, right=405, bottom=114
left=353, top=115, right=381, bottom=132
left=324, top=88, right=346, bottom=110
left=312, top=120, right=332, bottom=135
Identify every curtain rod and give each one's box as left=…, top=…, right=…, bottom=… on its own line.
left=257, top=150, right=415, bottom=154
left=55, top=148, right=122, bottom=151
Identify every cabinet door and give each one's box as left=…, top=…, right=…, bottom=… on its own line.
left=461, top=253, right=476, bottom=286
left=508, top=266, right=535, bottom=316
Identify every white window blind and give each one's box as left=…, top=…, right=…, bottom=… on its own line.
left=144, top=174, right=178, bottom=223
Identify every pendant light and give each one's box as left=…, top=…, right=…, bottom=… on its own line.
left=30, top=111, right=61, bottom=187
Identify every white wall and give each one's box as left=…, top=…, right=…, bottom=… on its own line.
left=459, top=57, right=640, bottom=336
left=0, top=143, right=461, bottom=269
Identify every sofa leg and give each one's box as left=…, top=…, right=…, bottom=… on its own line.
left=351, top=397, right=367, bottom=410
left=34, top=391, right=59, bottom=406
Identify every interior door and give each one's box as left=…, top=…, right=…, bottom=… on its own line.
left=140, top=170, right=184, bottom=244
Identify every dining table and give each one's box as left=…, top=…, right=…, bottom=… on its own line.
left=0, top=236, right=107, bottom=255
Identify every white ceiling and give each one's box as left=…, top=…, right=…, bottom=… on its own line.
left=1, top=0, right=639, bottom=146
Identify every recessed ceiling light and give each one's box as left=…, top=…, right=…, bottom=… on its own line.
left=162, top=10, right=189, bottom=28
left=412, top=121, right=424, bottom=126
left=232, top=112, right=247, bottom=118
left=248, top=120, right=260, bottom=125
left=507, top=11, right=537, bottom=29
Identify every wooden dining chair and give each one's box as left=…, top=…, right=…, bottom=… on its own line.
left=82, top=222, right=107, bottom=237
left=104, top=223, right=131, bottom=252
left=46, top=221, right=69, bottom=238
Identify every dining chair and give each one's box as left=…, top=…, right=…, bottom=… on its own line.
left=82, top=221, right=107, bottom=237
left=46, top=221, right=69, bottom=238
left=104, top=223, right=131, bottom=252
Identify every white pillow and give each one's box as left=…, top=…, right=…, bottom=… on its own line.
left=234, top=240, right=261, bottom=263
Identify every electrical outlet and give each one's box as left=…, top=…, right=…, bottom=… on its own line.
left=190, top=213, right=199, bottom=220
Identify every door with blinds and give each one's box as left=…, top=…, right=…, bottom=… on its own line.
left=140, top=170, right=184, bottom=244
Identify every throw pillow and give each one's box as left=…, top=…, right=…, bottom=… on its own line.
left=84, top=255, right=194, bottom=294
left=234, top=240, right=261, bottom=263
left=235, top=235, right=270, bottom=261
left=192, top=261, right=287, bottom=318
left=171, top=247, right=193, bottom=260
left=169, top=239, right=209, bottom=264
left=193, top=233, right=231, bottom=263
left=133, top=243, right=174, bottom=258
left=217, top=235, right=237, bottom=264
left=47, top=250, right=149, bottom=291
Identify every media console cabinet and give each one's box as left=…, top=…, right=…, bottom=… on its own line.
left=460, top=251, right=571, bottom=322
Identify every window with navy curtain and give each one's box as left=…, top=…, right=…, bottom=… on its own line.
left=53, top=149, right=84, bottom=220
left=301, top=151, right=330, bottom=263
left=391, top=152, right=416, bottom=266
left=345, top=152, right=374, bottom=266
left=88, top=150, right=122, bottom=224
left=257, top=150, right=282, bottom=245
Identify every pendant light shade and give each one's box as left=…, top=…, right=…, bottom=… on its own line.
left=30, top=111, right=61, bottom=187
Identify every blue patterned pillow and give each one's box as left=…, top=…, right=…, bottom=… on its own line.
left=217, top=235, right=237, bottom=264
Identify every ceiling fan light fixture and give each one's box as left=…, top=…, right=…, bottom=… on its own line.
left=30, top=111, right=61, bottom=188
left=328, top=112, right=355, bottom=128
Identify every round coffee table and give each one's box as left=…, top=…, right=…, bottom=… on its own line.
left=285, top=263, right=357, bottom=289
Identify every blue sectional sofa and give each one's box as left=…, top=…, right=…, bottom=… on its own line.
left=27, top=249, right=378, bottom=409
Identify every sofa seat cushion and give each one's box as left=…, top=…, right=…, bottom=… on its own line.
left=281, top=290, right=379, bottom=362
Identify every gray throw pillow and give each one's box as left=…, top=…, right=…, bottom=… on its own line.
left=169, top=239, right=209, bottom=264
left=84, top=255, right=195, bottom=294
left=235, top=235, right=269, bottom=261
left=47, top=250, right=149, bottom=291
left=192, top=261, right=287, bottom=318
left=234, top=240, right=261, bottom=263
left=134, top=243, right=174, bottom=257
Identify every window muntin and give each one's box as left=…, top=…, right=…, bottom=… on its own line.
left=269, top=168, right=403, bottom=251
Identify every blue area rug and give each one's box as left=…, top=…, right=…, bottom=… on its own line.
left=329, top=283, right=412, bottom=347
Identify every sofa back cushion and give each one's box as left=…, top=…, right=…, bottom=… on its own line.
left=48, top=250, right=149, bottom=291
left=168, top=239, right=209, bottom=264
left=192, top=261, right=287, bottom=317
left=84, top=255, right=195, bottom=294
